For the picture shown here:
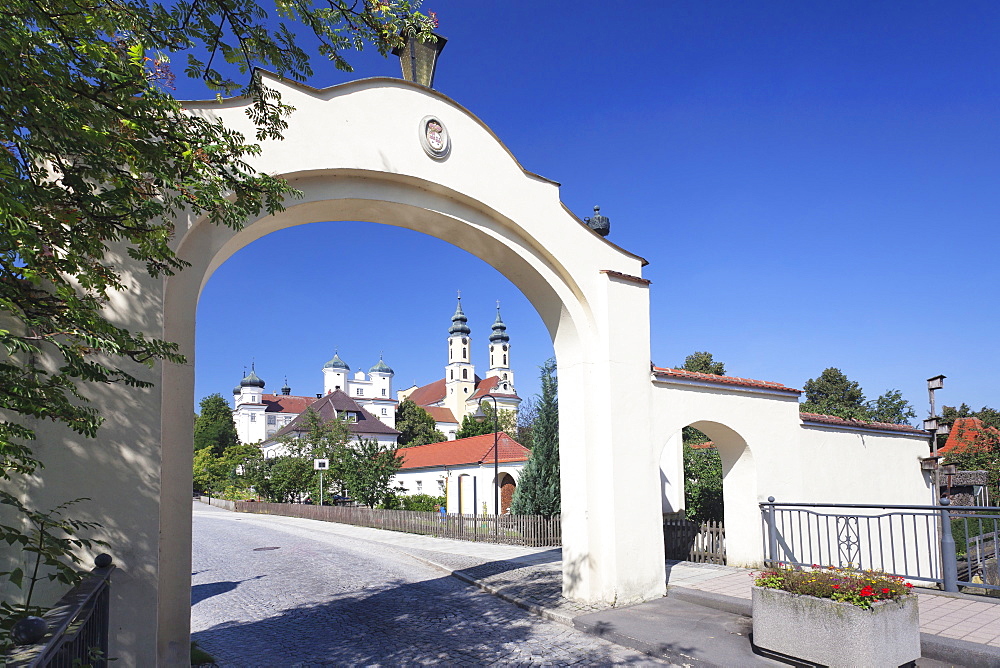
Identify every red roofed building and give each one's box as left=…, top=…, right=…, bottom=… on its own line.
left=393, top=432, right=530, bottom=514
left=397, top=296, right=520, bottom=439
left=940, top=417, right=1000, bottom=456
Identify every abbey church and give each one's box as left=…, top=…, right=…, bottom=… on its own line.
left=231, top=296, right=521, bottom=445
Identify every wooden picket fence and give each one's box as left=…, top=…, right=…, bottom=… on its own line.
left=663, top=516, right=726, bottom=565
left=231, top=501, right=561, bottom=547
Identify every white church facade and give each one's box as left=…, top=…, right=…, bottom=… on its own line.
left=398, top=297, right=521, bottom=439
left=230, top=296, right=520, bottom=445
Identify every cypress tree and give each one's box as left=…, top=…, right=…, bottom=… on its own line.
left=510, top=359, right=559, bottom=517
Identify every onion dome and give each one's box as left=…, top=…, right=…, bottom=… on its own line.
left=323, top=352, right=350, bottom=371
left=489, top=303, right=509, bottom=344
left=584, top=205, right=610, bottom=237
left=240, top=367, right=265, bottom=388
left=448, top=295, right=471, bottom=335
left=233, top=385, right=241, bottom=395
left=369, top=355, right=394, bottom=376
left=281, top=378, right=291, bottom=396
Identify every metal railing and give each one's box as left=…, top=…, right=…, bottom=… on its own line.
left=761, top=498, right=1000, bottom=593
left=4, top=555, right=114, bottom=667
left=229, top=501, right=562, bottom=547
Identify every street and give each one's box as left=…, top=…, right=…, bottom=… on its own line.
left=191, top=504, right=665, bottom=666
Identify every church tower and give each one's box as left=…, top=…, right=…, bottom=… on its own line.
left=323, top=351, right=349, bottom=394
left=487, top=302, right=515, bottom=392
left=444, top=294, right=475, bottom=419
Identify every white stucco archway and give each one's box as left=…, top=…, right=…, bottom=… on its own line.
left=148, top=75, right=667, bottom=663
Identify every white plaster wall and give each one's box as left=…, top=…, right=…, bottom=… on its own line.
left=652, top=378, right=932, bottom=570
left=434, top=463, right=523, bottom=514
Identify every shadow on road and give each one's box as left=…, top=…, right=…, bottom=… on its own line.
left=192, top=571, right=655, bottom=666
left=192, top=575, right=265, bottom=606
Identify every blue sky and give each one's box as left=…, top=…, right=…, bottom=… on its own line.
left=189, top=1, right=998, bottom=420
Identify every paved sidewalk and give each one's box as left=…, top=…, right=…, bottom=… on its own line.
left=197, top=502, right=1000, bottom=666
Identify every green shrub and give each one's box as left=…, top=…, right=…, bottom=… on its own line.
left=400, top=494, right=446, bottom=511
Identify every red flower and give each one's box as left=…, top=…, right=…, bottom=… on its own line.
left=904, top=583, right=913, bottom=588
left=882, top=588, right=890, bottom=594
left=831, top=584, right=840, bottom=589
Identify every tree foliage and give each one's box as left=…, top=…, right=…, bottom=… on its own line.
left=1, top=0, right=434, bottom=616
left=340, top=438, right=403, bottom=508
left=801, top=368, right=868, bottom=420
left=455, top=402, right=517, bottom=439
left=510, top=360, right=559, bottom=517
left=394, top=399, right=445, bottom=447
left=800, top=368, right=916, bottom=425
left=193, top=393, right=240, bottom=455
left=677, top=351, right=724, bottom=521
left=679, top=351, right=726, bottom=375
left=683, top=443, right=724, bottom=523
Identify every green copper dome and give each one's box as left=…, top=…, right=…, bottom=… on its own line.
left=489, top=304, right=509, bottom=344
left=448, top=296, right=471, bottom=335
left=240, top=368, right=265, bottom=388
left=323, top=352, right=350, bottom=371
left=369, top=356, right=394, bottom=375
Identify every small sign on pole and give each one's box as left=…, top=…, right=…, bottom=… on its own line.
left=314, top=459, right=329, bottom=506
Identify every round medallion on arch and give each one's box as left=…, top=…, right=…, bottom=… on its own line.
left=420, top=115, right=450, bottom=159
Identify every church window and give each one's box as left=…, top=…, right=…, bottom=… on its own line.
left=503, top=354, right=507, bottom=365
left=503, top=373, right=508, bottom=380
left=450, top=349, right=453, bottom=360
left=450, top=370, right=454, bottom=380
left=462, top=347, right=467, bottom=359
left=382, top=388, right=386, bottom=396
left=356, top=388, right=363, bottom=396
left=382, top=408, right=387, bottom=415
left=267, top=415, right=276, bottom=425
left=462, top=368, right=468, bottom=379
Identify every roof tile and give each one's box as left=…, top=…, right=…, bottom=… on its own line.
left=399, top=432, right=530, bottom=469
left=652, top=367, right=801, bottom=394
left=799, top=412, right=927, bottom=435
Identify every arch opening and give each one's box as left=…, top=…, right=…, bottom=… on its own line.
left=659, top=420, right=760, bottom=568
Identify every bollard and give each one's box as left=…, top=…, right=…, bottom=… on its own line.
left=940, top=497, right=959, bottom=593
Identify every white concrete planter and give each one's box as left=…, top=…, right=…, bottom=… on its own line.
left=751, top=586, right=920, bottom=667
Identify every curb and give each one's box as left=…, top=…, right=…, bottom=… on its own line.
left=404, top=553, right=576, bottom=626
left=668, top=585, right=1000, bottom=668
left=921, top=634, right=1000, bottom=668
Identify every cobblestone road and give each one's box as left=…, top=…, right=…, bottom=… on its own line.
left=191, top=504, right=665, bottom=666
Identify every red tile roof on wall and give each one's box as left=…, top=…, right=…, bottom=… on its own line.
left=262, top=394, right=318, bottom=414
left=423, top=406, right=458, bottom=424
left=799, top=412, right=928, bottom=435
left=652, top=367, right=802, bottom=394
left=405, top=379, right=447, bottom=406
left=399, top=432, right=530, bottom=469
left=940, top=417, right=1000, bottom=454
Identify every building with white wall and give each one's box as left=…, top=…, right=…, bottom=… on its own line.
left=398, top=297, right=520, bottom=439
left=259, top=389, right=400, bottom=458
left=232, top=354, right=398, bottom=444
left=393, top=432, right=530, bottom=514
